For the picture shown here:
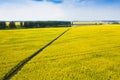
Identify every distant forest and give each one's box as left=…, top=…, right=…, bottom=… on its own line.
left=0, top=21, right=119, bottom=29
left=0, top=21, right=71, bottom=29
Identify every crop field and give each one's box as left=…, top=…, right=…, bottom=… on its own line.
left=0, top=28, right=67, bottom=79
left=0, top=24, right=120, bottom=80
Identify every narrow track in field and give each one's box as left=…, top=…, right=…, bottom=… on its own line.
left=2, top=28, right=70, bottom=80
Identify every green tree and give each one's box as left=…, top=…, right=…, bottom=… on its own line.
left=0, top=22, right=6, bottom=29
left=20, top=22, right=24, bottom=28
left=9, top=21, right=16, bottom=29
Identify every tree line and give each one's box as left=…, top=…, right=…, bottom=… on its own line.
left=0, top=21, right=71, bottom=29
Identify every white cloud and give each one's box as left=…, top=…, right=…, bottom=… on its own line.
left=62, top=6, right=120, bottom=20
left=0, top=0, right=120, bottom=21
left=0, top=1, right=65, bottom=21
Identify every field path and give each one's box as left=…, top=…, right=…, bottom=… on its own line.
left=2, top=28, right=71, bottom=80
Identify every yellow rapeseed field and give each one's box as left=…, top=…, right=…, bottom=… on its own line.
left=10, top=24, right=120, bottom=80
left=0, top=28, right=67, bottom=79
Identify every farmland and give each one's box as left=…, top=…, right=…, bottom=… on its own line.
left=0, top=24, right=120, bottom=80
left=0, top=28, right=67, bottom=79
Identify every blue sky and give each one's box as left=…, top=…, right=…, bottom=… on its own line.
left=0, top=0, right=120, bottom=21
